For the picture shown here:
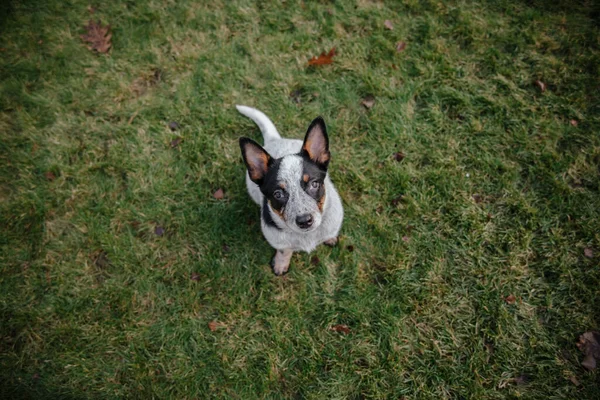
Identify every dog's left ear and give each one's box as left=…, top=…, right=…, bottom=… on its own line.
left=301, top=117, right=330, bottom=170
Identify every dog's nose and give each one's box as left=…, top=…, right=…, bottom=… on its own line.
left=296, top=214, right=314, bottom=229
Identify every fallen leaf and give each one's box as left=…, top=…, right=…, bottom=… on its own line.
left=208, top=321, right=218, bottom=332
left=191, top=273, right=200, bottom=281
left=81, top=20, right=112, bottom=54
left=396, top=41, right=407, bottom=52
left=154, top=225, right=164, bottom=236
left=534, top=80, right=546, bottom=92
left=170, top=137, right=182, bottom=148
left=402, top=236, right=410, bottom=242
left=213, top=188, right=224, bottom=199
left=584, top=248, right=593, bottom=258
left=472, top=194, right=483, bottom=203
left=384, top=20, right=394, bottom=30
left=346, top=245, right=354, bottom=252
left=308, top=47, right=336, bottom=66
left=311, top=255, right=320, bottom=266
left=393, top=152, right=405, bottom=162
left=569, top=376, right=580, bottom=386
left=44, top=171, right=56, bottom=181
left=331, top=324, right=351, bottom=334
left=92, top=250, right=110, bottom=270
left=168, top=121, right=179, bottom=131
left=577, top=331, right=600, bottom=370
left=361, top=95, right=375, bottom=109
left=570, top=119, right=578, bottom=127
left=504, top=294, right=516, bottom=304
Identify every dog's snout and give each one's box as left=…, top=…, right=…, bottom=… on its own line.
left=296, top=214, right=314, bottom=229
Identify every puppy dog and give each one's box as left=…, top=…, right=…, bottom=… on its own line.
left=237, top=106, right=344, bottom=275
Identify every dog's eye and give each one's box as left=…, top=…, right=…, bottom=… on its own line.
left=273, top=190, right=284, bottom=200
left=310, top=181, right=320, bottom=189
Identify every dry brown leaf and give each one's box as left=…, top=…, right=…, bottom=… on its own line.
left=190, top=273, right=200, bottom=281
left=81, top=20, right=112, bottom=54
left=311, top=255, right=320, bottom=266
left=213, top=188, right=224, bottom=199
left=504, top=294, right=516, bottom=304
left=577, top=331, right=600, bottom=370
left=384, top=20, right=394, bottom=30
left=569, top=376, right=580, bottom=386
left=361, top=95, right=375, bottom=109
left=584, top=248, right=593, bottom=258
left=396, top=41, right=407, bottom=52
left=44, top=171, right=56, bottom=181
left=570, top=119, right=578, bottom=127
left=393, top=152, right=405, bottom=162
left=331, top=324, right=351, bottom=334
left=534, top=80, right=546, bottom=92
left=208, top=321, right=218, bottom=332
left=170, top=137, right=182, bottom=148
left=308, top=47, right=336, bottom=66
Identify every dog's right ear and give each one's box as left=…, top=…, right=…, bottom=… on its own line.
left=239, top=137, right=272, bottom=185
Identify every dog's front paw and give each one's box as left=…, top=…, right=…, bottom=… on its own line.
left=324, top=237, right=338, bottom=247
left=270, top=249, right=293, bottom=276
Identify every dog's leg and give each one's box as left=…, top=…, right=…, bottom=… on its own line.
left=270, top=249, right=293, bottom=276
left=323, top=237, right=338, bottom=247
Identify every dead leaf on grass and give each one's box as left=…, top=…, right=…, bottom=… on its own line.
left=504, top=294, right=516, bottom=304
left=577, top=331, right=600, bottom=370
left=310, top=255, right=320, bottom=266
left=213, top=188, right=224, bottom=199
left=395, top=41, right=407, bottom=52
left=44, top=171, right=56, bottom=181
left=190, top=273, right=200, bottom=281
left=168, top=121, right=179, bottom=131
left=308, top=47, right=336, bottom=66
left=92, top=249, right=111, bottom=269
left=330, top=324, right=351, bottom=334
left=570, top=119, right=578, bottom=127
left=534, top=80, right=546, bottom=92
left=384, top=20, right=394, bottom=30
left=569, top=376, right=580, bottom=386
left=170, top=137, right=182, bottom=148
left=393, top=152, right=405, bottom=162
left=81, top=20, right=112, bottom=54
left=208, top=321, right=218, bottom=332
left=584, top=248, right=593, bottom=258
left=361, top=95, right=375, bottom=109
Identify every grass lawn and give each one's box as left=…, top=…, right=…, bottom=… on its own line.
left=1, top=0, right=600, bottom=398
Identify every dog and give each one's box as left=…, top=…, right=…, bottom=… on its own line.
left=237, top=105, right=344, bottom=275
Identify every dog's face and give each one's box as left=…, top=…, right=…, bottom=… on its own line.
left=240, top=117, right=330, bottom=233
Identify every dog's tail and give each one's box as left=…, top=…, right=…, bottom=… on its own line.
left=236, top=105, right=281, bottom=143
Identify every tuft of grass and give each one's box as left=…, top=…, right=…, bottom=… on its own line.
left=1, top=0, right=599, bottom=398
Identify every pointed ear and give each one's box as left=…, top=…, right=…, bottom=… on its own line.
left=301, top=117, right=330, bottom=169
left=239, top=137, right=272, bottom=185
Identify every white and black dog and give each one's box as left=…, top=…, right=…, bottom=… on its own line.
left=237, top=106, right=344, bottom=275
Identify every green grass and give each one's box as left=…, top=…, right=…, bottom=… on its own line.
left=1, top=0, right=600, bottom=398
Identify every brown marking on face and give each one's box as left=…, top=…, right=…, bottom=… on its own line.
left=317, top=190, right=326, bottom=212
left=268, top=200, right=286, bottom=221
left=303, top=174, right=309, bottom=183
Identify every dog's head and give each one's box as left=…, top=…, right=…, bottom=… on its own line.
left=240, top=117, right=330, bottom=233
